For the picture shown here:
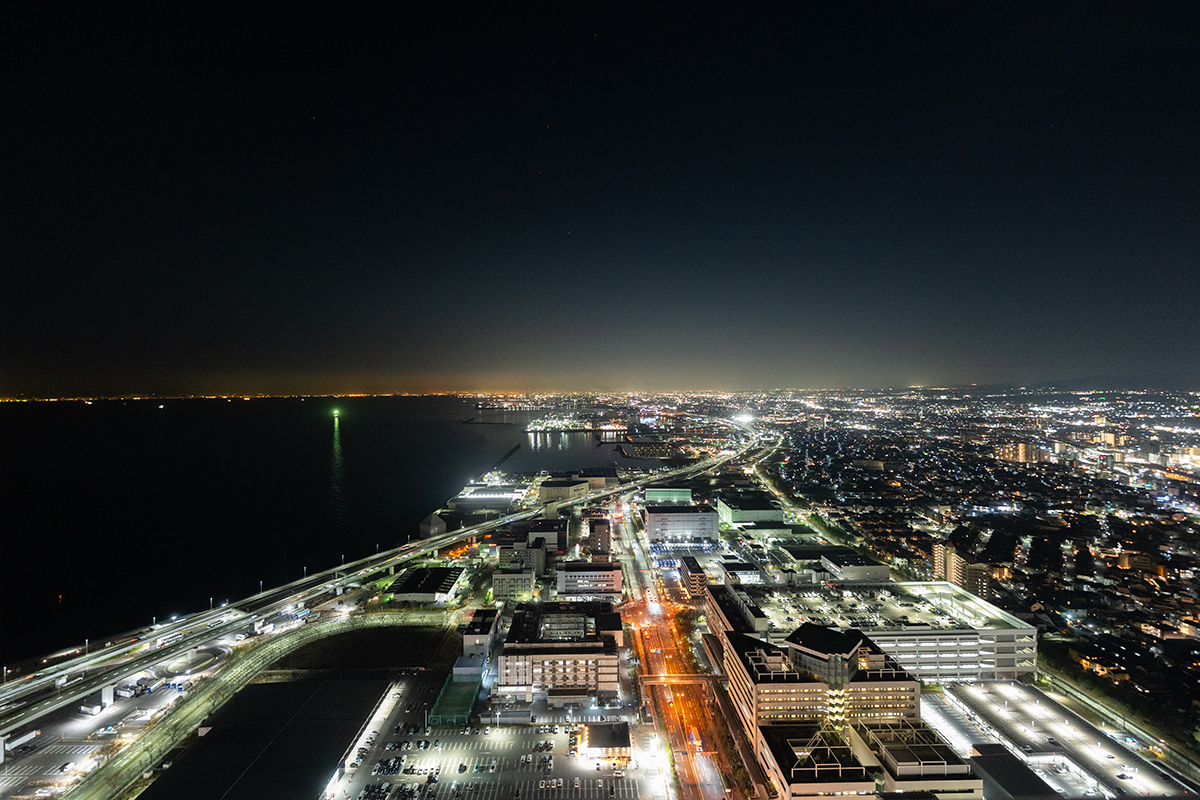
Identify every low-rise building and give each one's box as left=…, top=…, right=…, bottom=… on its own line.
left=586, top=519, right=612, bottom=554
left=757, top=720, right=982, bottom=800
left=705, top=583, right=772, bottom=651
left=492, top=568, right=536, bottom=603
left=723, top=622, right=976, bottom=800
left=645, top=485, right=692, bottom=505
left=392, top=567, right=465, bottom=603
left=539, top=479, right=590, bottom=504
left=821, top=552, right=891, bottom=583
left=556, top=561, right=623, bottom=602
left=853, top=719, right=982, bottom=798
left=644, top=504, right=718, bottom=543
left=497, top=602, right=623, bottom=703
left=861, top=583, right=1038, bottom=682
left=582, top=722, right=632, bottom=766
left=463, top=608, right=500, bottom=658
left=722, top=560, right=763, bottom=584
left=717, top=494, right=785, bottom=526
left=680, top=556, right=707, bottom=597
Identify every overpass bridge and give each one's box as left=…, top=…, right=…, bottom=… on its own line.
left=638, top=673, right=724, bottom=687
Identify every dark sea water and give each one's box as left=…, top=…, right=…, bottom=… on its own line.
left=0, top=396, right=641, bottom=665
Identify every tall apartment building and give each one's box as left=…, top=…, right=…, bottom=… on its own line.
left=933, top=543, right=993, bottom=599
left=996, top=442, right=1038, bottom=463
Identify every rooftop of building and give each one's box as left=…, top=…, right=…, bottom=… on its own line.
left=680, top=555, right=703, bottom=572
left=753, top=581, right=1035, bottom=635
left=502, top=639, right=618, bottom=658
left=464, top=609, right=498, bottom=636
left=541, top=478, right=590, bottom=488
left=722, top=561, right=759, bottom=572
left=525, top=519, right=568, bottom=531
left=778, top=543, right=858, bottom=561
left=758, top=723, right=872, bottom=786
left=967, top=743, right=1059, bottom=799
left=505, top=602, right=621, bottom=645
left=584, top=721, right=631, bottom=750
left=494, top=567, right=535, bottom=576
left=558, top=561, right=621, bottom=573
left=727, top=633, right=822, bottom=684
left=393, top=566, right=464, bottom=596
left=719, top=497, right=783, bottom=511
left=855, top=720, right=971, bottom=776
left=707, top=583, right=769, bottom=630
left=645, top=504, right=716, bottom=514
left=567, top=467, right=619, bottom=478
left=784, top=623, right=865, bottom=659
left=822, top=552, right=886, bottom=567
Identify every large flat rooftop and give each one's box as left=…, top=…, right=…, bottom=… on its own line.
left=752, top=581, right=1032, bottom=636
left=139, top=679, right=388, bottom=800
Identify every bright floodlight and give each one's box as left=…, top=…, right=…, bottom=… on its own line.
left=333, top=409, right=339, bottom=417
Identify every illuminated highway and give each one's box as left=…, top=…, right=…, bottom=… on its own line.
left=0, top=417, right=760, bottom=799
left=616, top=495, right=742, bottom=800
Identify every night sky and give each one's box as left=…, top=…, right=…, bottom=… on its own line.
left=4, top=3, right=1198, bottom=396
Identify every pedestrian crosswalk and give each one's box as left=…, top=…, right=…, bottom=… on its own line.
left=0, top=743, right=102, bottom=792
left=40, top=743, right=100, bottom=756
left=0, top=763, right=45, bottom=778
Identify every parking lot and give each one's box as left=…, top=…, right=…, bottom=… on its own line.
left=333, top=679, right=650, bottom=800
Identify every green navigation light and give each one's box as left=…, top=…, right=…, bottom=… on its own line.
left=333, top=409, right=339, bottom=417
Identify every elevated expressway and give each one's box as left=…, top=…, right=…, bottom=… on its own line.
left=1, top=418, right=760, bottom=797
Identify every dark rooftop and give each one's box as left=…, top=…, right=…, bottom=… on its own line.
left=784, top=623, right=864, bottom=658
left=968, top=743, right=1059, bottom=800
left=645, top=504, right=715, bottom=514
left=506, top=601, right=620, bottom=645
left=465, top=608, right=498, bottom=636
left=726, top=633, right=820, bottom=684
left=758, top=724, right=872, bottom=786
left=585, top=721, right=631, bottom=750
left=394, top=566, right=464, bottom=596
left=139, top=680, right=388, bottom=800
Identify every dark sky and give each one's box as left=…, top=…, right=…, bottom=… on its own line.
left=3, top=3, right=1198, bottom=395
